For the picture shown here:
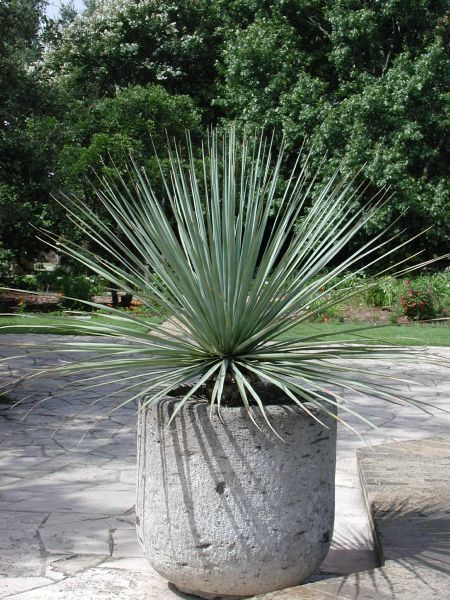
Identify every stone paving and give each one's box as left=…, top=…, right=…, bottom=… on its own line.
left=358, top=433, right=450, bottom=572
left=0, top=335, right=449, bottom=599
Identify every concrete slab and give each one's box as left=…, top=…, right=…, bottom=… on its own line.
left=4, top=566, right=172, bottom=600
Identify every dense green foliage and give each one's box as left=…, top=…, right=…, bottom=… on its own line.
left=44, top=0, right=221, bottom=106
left=218, top=1, right=449, bottom=258
left=0, top=0, right=58, bottom=259
left=56, top=84, right=200, bottom=205
left=0, top=0, right=448, bottom=268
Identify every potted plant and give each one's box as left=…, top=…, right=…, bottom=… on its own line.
left=1, top=128, right=445, bottom=598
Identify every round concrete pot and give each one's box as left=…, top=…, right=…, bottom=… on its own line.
left=136, top=394, right=337, bottom=599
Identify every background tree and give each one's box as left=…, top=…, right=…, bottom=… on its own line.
left=57, top=84, right=201, bottom=197
left=0, top=0, right=62, bottom=262
left=218, top=0, right=450, bottom=261
left=44, top=0, right=223, bottom=115
left=54, top=83, right=201, bottom=301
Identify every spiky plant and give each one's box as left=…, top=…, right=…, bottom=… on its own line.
left=1, top=128, right=447, bottom=435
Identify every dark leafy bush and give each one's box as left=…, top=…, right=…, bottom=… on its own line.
left=400, top=279, right=436, bottom=321
left=364, top=277, right=401, bottom=308
left=7, top=274, right=40, bottom=291
left=0, top=246, right=14, bottom=282
left=57, top=273, right=106, bottom=310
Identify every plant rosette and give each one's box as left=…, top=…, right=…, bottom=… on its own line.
left=1, top=128, right=449, bottom=598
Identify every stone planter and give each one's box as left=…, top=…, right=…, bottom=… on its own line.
left=136, top=394, right=337, bottom=599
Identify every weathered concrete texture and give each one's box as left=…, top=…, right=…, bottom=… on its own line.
left=4, top=566, right=172, bottom=600
left=0, top=335, right=449, bottom=598
left=137, top=398, right=336, bottom=598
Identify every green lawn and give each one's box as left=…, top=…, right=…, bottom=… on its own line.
left=283, top=321, right=450, bottom=346
left=0, top=314, right=449, bottom=346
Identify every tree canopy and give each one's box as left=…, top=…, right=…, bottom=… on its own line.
left=0, top=0, right=60, bottom=260
left=0, top=0, right=448, bottom=266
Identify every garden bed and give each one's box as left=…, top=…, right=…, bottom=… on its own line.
left=342, top=305, right=409, bottom=325
left=0, top=290, right=113, bottom=311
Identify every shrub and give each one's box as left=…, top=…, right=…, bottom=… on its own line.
left=414, top=271, right=450, bottom=313
left=400, top=279, right=436, bottom=321
left=310, top=300, right=345, bottom=323
left=0, top=246, right=13, bottom=282
left=58, top=274, right=98, bottom=310
left=364, top=277, right=400, bottom=308
left=8, top=274, right=40, bottom=291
